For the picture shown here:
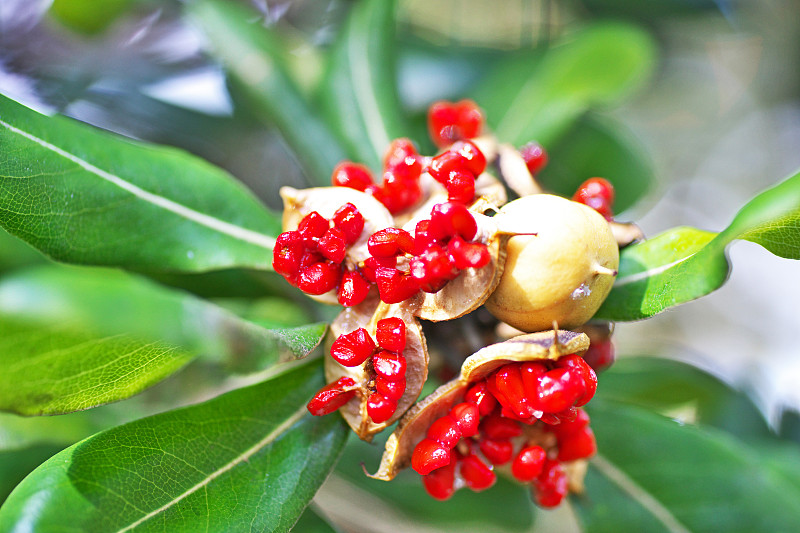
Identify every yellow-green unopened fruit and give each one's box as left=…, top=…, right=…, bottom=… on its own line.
left=485, top=194, right=619, bottom=332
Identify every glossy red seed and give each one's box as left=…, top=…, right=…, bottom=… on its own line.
left=372, top=350, right=406, bottom=381
left=376, top=376, right=405, bottom=402
left=519, top=361, right=547, bottom=400
left=481, top=415, right=523, bottom=440
left=380, top=171, right=423, bottom=214
left=448, top=236, right=490, bottom=269
left=446, top=169, right=476, bottom=204
left=451, top=140, right=486, bottom=175
left=338, top=269, right=370, bottom=307
left=297, top=261, right=340, bottom=295
left=360, top=256, right=396, bottom=283
left=583, top=338, right=616, bottom=373
left=511, top=445, right=546, bottom=482
left=331, top=203, right=365, bottom=245
left=375, top=268, right=420, bottom=304
left=533, top=459, right=568, bottom=508
left=298, top=211, right=330, bottom=244
left=479, top=439, right=514, bottom=465
left=520, top=142, right=548, bottom=175
left=429, top=201, right=477, bottom=241
left=427, top=415, right=462, bottom=449
left=367, top=392, right=396, bottom=423
left=384, top=138, right=422, bottom=181
left=331, top=161, right=373, bottom=190
left=460, top=454, right=496, bottom=491
left=551, top=408, right=591, bottom=439
left=427, top=151, right=470, bottom=184
left=318, top=227, right=347, bottom=263
left=450, top=403, right=480, bottom=437
left=422, top=460, right=456, bottom=500
left=464, top=380, right=497, bottom=416
left=556, top=355, right=597, bottom=407
left=368, top=227, right=415, bottom=258
left=299, top=249, right=324, bottom=269
left=557, top=426, right=597, bottom=462
left=536, top=367, right=586, bottom=413
left=428, top=101, right=461, bottom=148
left=376, top=317, right=406, bottom=352
left=272, top=231, right=304, bottom=277
left=493, top=364, right=536, bottom=418
left=573, top=177, right=615, bottom=220
left=413, top=219, right=438, bottom=255
left=330, top=328, right=376, bottom=367
left=455, top=99, right=483, bottom=140
left=307, top=377, right=357, bottom=416
left=410, top=244, right=458, bottom=290
left=412, top=438, right=452, bottom=475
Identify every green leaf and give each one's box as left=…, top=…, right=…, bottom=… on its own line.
left=474, top=23, right=655, bottom=147
left=188, top=0, right=348, bottom=186
left=0, top=94, right=280, bottom=272
left=0, top=445, right=65, bottom=507
left=319, top=0, right=407, bottom=170
left=575, top=400, right=800, bottom=532
left=0, top=360, right=348, bottom=532
left=0, top=228, right=44, bottom=273
left=292, top=506, right=340, bottom=533
left=598, top=170, right=800, bottom=320
left=0, top=266, right=326, bottom=415
left=535, top=114, right=654, bottom=212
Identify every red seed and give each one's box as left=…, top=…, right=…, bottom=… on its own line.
left=360, top=256, right=396, bottom=283
left=556, top=355, right=597, bottom=407
left=427, top=101, right=461, bottom=148
left=383, top=138, right=422, bottom=181
left=551, top=409, right=591, bottom=440
left=460, top=454, right=496, bottom=491
left=331, top=161, right=373, bottom=190
left=306, top=377, right=357, bottom=416
left=429, top=201, right=477, bottom=241
left=557, top=426, right=596, bottom=462
left=410, top=244, right=458, bottom=292
left=372, top=350, right=406, bottom=381
left=376, top=317, right=406, bottom=352
left=573, top=177, right=615, bottom=220
left=331, top=203, right=365, bottom=245
left=318, top=227, right=347, bottom=263
left=511, top=445, right=546, bottom=482
left=450, top=403, right=480, bottom=437
left=368, top=227, right=415, bottom=258
left=536, top=367, right=586, bottom=413
left=413, top=219, right=438, bottom=255
left=582, top=338, right=616, bottom=373
left=520, top=142, right=548, bottom=175
left=297, top=211, right=330, bottom=245
left=379, top=172, right=422, bottom=214
left=376, top=376, right=406, bottom=402
left=367, top=392, right=397, bottom=423
left=272, top=231, right=304, bottom=277
left=493, top=364, right=537, bottom=419
left=464, top=380, right=497, bottom=416
left=427, top=151, right=470, bottom=184
left=480, top=414, right=523, bottom=440
left=297, top=261, right=341, bottom=295
left=447, top=236, right=490, bottom=269
left=330, top=328, right=376, bottom=367
left=338, top=269, right=371, bottom=307
left=519, top=361, right=547, bottom=400
left=479, top=439, right=514, bottom=465
left=375, top=268, right=420, bottom=304
left=455, top=99, right=483, bottom=140
left=427, top=414, right=463, bottom=449
left=422, top=460, right=456, bottom=500
left=412, top=438, right=451, bottom=475
left=451, top=140, right=486, bottom=175
left=446, top=169, right=476, bottom=204
left=533, top=459, right=568, bottom=508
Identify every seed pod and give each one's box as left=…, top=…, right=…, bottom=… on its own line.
left=324, top=294, right=428, bottom=441
left=496, top=143, right=544, bottom=198
left=370, top=329, right=588, bottom=481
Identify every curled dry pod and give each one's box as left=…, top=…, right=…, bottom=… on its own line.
left=324, top=294, right=428, bottom=441
left=370, top=329, right=589, bottom=481
left=496, top=143, right=544, bottom=197
left=609, top=220, right=645, bottom=248
left=414, top=211, right=509, bottom=322
left=486, top=194, right=619, bottom=332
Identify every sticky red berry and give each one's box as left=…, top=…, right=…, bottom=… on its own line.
left=360, top=256, right=396, bottom=283
left=272, top=231, right=304, bottom=277
left=429, top=202, right=477, bottom=241
left=412, top=438, right=451, bottom=475
left=427, top=415, right=463, bottom=449
left=318, top=227, right=347, bottom=263
left=446, top=169, right=476, bottom=204
left=331, top=203, right=365, bottom=245
left=520, top=142, right=548, bottom=175
left=330, top=328, right=376, bottom=367
left=367, top=392, right=396, bottom=423
left=480, top=415, right=523, bottom=440
left=479, top=439, right=514, bottom=465
left=375, top=268, right=420, bottom=303
left=338, top=269, right=370, bottom=307
left=298, top=211, right=330, bottom=247
left=375, top=376, right=405, bottom=402
left=376, top=317, right=406, bottom=352
left=428, top=151, right=470, bottom=184
left=332, top=162, right=373, bottom=190
left=368, top=228, right=415, bottom=258
left=464, top=380, right=497, bottom=416
left=448, top=236, right=490, bottom=269
left=297, top=261, right=341, bottom=295
left=536, top=367, right=586, bottom=413
left=422, top=460, right=456, bottom=500
left=573, top=177, right=615, bottom=220
left=556, top=355, right=597, bottom=407
left=449, top=402, right=479, bottom=437
left=451, top=140, right=486, bottom=175
left=583, top=338, right=615, bottom=373
left=380, top=171, right=423, bottom=214
left=460, top=454, right=496, bottom=491
left=307, top=377, right=357, bottom=416
left=511, top=445, right=546, bottom=482
left=492, top=364, right=536, bottom=419
left=372, top=350, right=406, bottom=381
left=557, top=426, right=596, bottom=462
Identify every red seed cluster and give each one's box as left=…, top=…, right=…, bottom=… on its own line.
left=412, top=356, right=598, bottom=507
left=272, top=204, right=370, bottom=306
left=427, top=99, right=483, bottom=148
left=308, top=317, right=408, bottom=423
left=573, top=177, right=615, bottom=220
left=363, top=201, right=490, bottom=303
left=427, top=139, right=487, bottom=204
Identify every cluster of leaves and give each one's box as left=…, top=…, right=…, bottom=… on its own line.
left=0, top=0, right=799, bottom=531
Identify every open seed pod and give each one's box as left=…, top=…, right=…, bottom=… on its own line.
left=371, top=329, right=589, bottom=481
left=324, top=295, right=429, bottom=441
left=496, top=143, right=544, bottom=197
